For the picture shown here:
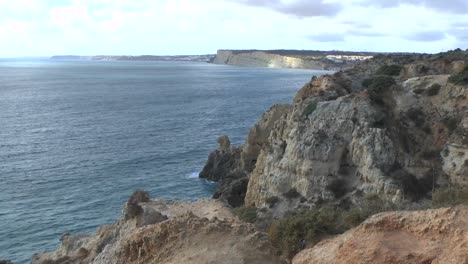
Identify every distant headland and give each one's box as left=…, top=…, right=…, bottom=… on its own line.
left=52, top=49, right=414, bottom=71
left=212, top=49, right=382, bottom=70
left=50, top=54, right=216, bottom=63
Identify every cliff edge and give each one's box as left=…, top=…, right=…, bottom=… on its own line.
left=32, top=192, right=281, bottom=264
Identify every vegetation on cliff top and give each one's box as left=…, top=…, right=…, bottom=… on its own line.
left=265, top=184, right=468, bottom=260
left=375, top=64, right=403, bottom=76
left=232, top=206, right=257, bottom=223
left=432, top=185, right=468, bottom=208
left=267, top=193, right=404, bottom=259
left=448, top=65, right=468, bottom=85
left=303, top=102, right=317, bottom=117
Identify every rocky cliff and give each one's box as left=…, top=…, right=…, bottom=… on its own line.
left=213, top=50, right=377, bottom=70
left=32, top=192, right=281, bottom=264
left=199, top=104, right=291, bottom=207
left=203, top=50, right=468, bottom=218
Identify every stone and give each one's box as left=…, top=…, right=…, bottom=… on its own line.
left=136, top=206, right=168, bottom=227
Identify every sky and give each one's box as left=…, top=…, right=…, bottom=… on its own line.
left=0, top=0, right=467, bottom=57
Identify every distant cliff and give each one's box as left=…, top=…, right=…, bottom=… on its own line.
left=213, top=49, right=378, bottom=70
left=51, top=55, right=216, bottom=63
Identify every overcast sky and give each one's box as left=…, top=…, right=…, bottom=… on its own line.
left=1, top=0, right=467, bottom=57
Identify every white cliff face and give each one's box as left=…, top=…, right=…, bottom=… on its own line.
left=213, top=50, right=323, bottom=69
left=212, top=50, right=366, bottom=70
left=213, top=50, right=375, bottom=70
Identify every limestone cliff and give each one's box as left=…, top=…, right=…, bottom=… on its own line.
left=199, top=104, right=291, bottom=207
left=203, top=50, right=468, bottom=219
left=293, top=206, right=468, bottom=264
left=245, top=51, right=467, bottom=216
left=213, top=50, right=376, bottom=70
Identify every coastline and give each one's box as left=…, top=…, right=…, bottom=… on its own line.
left=30, top=49, right=468, bottom=263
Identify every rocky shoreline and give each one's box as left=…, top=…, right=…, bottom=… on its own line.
left=32, top=49, right=468, bottom=264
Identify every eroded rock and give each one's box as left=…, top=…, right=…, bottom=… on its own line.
left=293, top=206, right=468, bottom=264
left=32, top=199, right=281, bottom=264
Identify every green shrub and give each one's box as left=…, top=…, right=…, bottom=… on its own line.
left=448, top=66, right=468, bottom=85
left=375, top=64, right=403, bottom=76
left=443, top=117, right=459, bottom=134
left=342, top=193, right=397, bottom=228
left=364, top=75, right=396, bottom=105
left=432, top=185, right=468, bottom=208
left=362, top=78, right=373, bottom=88
left=303, top=102, right=317, bottom=117
left=426, top=83, right=441, bottom=96
left=413, top=88, right=425, bottom=94
left=128, top=189, right=150, bottom=204
left=422, top=124, right=432, bottom=134
left=326, top=178, right=348, bottom=198
left=268, top=206, right=342, bottom=258
left=232, top=207, right=257, bottom=223
left=283, top=188, right=301, bottom=199
left=265, top=196, right=279, bottom=207
left=368, top=75, right=397, bottom=92
left=420, top=149, right=440, bottom=160
left=342, top=207, right=368, bottom=227
left=124, top=190, right=150, bottom=220
left=406, top=108, right=425, bottom=127
left=268, top=193, right=412, bottom=259
left=389, top=164, right=433, bottom=201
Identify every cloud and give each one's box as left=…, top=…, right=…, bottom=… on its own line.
left=448, top=27, right=468, bottom=42
left=347, top=29, right=387, bottom=37
left=307, top=33, right=345, bottom=42
left=0, top=0, right=466, bottom=56
left=231, top=0, right=341, bottom=17
left=407, top=0, right=468, bottom=14
left=50, top=4, right=88, bottom=28
left=358, top=0, right=468, bottom=14
left=404, top=30, right=446, bottom=41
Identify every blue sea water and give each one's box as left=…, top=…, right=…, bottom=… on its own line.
left=0, top=59, right=329, bottom=263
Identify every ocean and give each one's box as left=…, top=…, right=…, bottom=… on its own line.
left=0, top=59, right=329, bottom=263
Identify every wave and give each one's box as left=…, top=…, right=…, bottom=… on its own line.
left=187, top=172, right=200, bottom=179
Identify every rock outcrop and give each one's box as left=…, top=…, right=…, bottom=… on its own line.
left=32, top=198, right=281, bottom=264
left=204, top=50, right=468, bottom=219
left=244, top=51, right=467, bottom=217
left=293, top=206, right=468, bottom=264
left=199, top=104, right=291, bottom=207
